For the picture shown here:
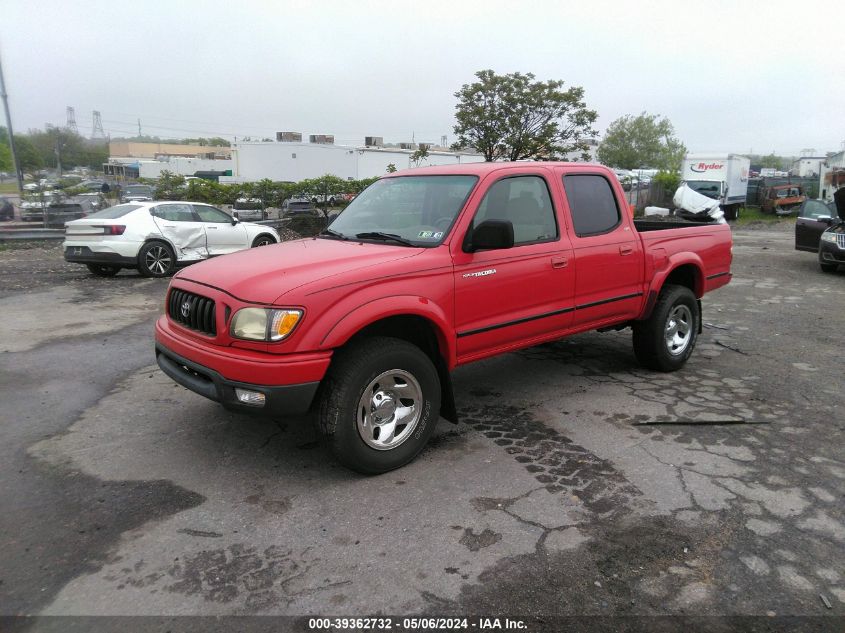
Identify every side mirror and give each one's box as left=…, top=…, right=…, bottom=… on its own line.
left=464, top=220, right=514, bottom=253
left=817, top=215, right=833, bottom=223
left=231, top=217, right=239, bottom=225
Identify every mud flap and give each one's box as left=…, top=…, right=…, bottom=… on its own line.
left=435, top=357, right=458, bottom=424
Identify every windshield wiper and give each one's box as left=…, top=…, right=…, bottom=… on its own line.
left=318, top=228, right=349, bottom=240
left=354, top=231, right=416, bottom=246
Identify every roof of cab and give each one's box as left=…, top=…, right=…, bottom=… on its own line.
left=386, top=161, right=611, bottom=177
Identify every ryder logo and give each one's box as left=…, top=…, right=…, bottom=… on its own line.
left=690, top=162, right=724, bottom=173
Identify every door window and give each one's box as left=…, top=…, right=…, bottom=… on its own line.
left=562, top=175, right=621, bottom=237
left=473, top=176, right=557, bottom=245
left=193, top=205, right=233, bottom=223
left=799, top=200, right=832, bottom=219
left=152, top=204, right=197, bottom=222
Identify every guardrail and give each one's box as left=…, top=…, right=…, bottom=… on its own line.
left=0, top=228, right=65, bottom=241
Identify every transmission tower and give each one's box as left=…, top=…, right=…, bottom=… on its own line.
left=66, top=107, right=78, bottom=134
left=91, top=110, right=105, bottom=139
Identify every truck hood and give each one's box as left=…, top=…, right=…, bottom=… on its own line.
left=176, top=237, right=424, bottom=304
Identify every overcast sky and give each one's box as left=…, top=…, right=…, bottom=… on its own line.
left=2, top=0, right=842, bottom=156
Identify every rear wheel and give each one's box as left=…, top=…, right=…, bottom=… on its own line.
left=723, top=205, right=739, bottom=221
left=317, top=336, right=441, bottom=474
left=86, top=263, right=121, bottom=277
left=138, top=241, right=175, bottom=278
left=633, top=284, right=699, bottom=372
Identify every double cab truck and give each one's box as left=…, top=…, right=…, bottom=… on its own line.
left=155, top=163, right=733, bottom=474
left=681, top=153, right=750, bottom=221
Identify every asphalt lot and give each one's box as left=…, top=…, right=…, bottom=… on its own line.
left=0, top=227, right=843, bottom=631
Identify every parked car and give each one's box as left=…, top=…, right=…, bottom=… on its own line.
left=154, top=162, right=732, bottom=474
left=119, top=184, right=154, bottom=203
left=21, top=192, right=107, bottom=224
left=282, top=198, right=316, bottom=215
left=761, top=184, right=806, bottom=215
left=81, top=180, right=107, bottom=192
left=63, top=201, right=280, bottom=278
left=20, top=191, right=61, bottom=221
left=232, top=198, right=266, bottom=221
left=0, top=197, right=13, bottom=221
left=795, top=195, right=845, bottom=273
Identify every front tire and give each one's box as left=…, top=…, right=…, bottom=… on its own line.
left=633, top=284, right=699, bottom=372
left=137, top=241, right=176, bottom=278
left=251, top=234, right=276, bottom=247
left=86, top=263, right=121, bottom=277
left=317, top=336, right=441, bottom=474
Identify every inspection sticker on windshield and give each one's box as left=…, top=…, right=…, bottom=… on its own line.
left=418, top=231, right=443, bottom=239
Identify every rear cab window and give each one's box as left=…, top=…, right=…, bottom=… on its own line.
left=562, top=174, right=621, bottom=237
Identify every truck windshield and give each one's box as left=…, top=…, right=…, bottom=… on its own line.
left=327, top=175, right=478, bottom=246
left=686, top=180, right=722, bottom=199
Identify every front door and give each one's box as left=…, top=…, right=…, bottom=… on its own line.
left=150, top=203, right=208, bottom=262
left=453, top=173, right=574, bottom=361
left=796, top=200, right=835, bottom=252
left=193, top=204, right=248, bottom=255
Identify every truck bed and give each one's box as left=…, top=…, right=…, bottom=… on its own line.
left=633, top=218, right=718, bottom=232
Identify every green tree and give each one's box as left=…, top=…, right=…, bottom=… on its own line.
left=385, top=163, right=397, bottom=173
left=295, top=174, right=349, bottom=217
left=597, top=112, right=686, bottom=171
left=409, top=146, right=429, bottom=168
left=758, top=153, right=782, bottom=169
left=153, top=171, right=186, bottom=199
left=0, top=142, right=11, bottom=172
left=452, top=69, right=597, bottom=162
left=0, top=127, right=44, bottom=172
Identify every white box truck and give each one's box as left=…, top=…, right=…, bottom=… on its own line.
left=681, top=154, right=750, bottom=220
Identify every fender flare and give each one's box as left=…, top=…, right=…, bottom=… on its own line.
left=319, top=295, right=455, bottom=367
left=640, top=254, right=704, bottom=320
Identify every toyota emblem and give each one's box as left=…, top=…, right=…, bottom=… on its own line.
left=180, top=301, right=191, bottom=318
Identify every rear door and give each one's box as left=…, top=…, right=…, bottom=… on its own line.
left=559, top=171, right=644, bottom=329
left=796, top=200, right=835, bottom=251
left=193, top=204, right=248, bottom=255
left=452, top=172, right=575, bottom=360
left=150, top=203, right=208, bottom=261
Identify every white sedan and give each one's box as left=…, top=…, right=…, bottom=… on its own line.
left=63, top=201, right=280, bottom=277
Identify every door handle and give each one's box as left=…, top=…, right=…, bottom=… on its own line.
left=207, top=226, right=217, bottom=229
left=619, top=245, right=633, bottom=255
left=551, top=256, right=568, bottom=268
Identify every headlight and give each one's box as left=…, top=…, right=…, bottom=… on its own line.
left=820, top=232, right=837, bottom=243
left=230, top=308, right=302, bottom=341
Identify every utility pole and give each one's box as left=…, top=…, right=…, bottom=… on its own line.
left=0, top=46, right=24, bottom=193
left=138, top=118, right=142, bottom=137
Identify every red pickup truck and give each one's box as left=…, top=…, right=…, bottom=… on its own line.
left=156, top=163, right=732, bottom=473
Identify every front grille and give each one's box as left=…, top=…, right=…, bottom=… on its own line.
left=168, top=289, right=217, bottom=336
left=837, top=234, right=845, bottom=249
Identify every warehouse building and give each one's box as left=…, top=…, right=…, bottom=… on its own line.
left=225, top=134, right=485, bottom=183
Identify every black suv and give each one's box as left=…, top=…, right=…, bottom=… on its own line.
left=795, top=189, right=845, bottom=273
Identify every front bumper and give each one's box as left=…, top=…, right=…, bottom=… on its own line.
left=156, top=343, right=319, bottom=416
left=819, top=240, right=845, bottom=265
left=155, top=316, right=332, bottom=416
